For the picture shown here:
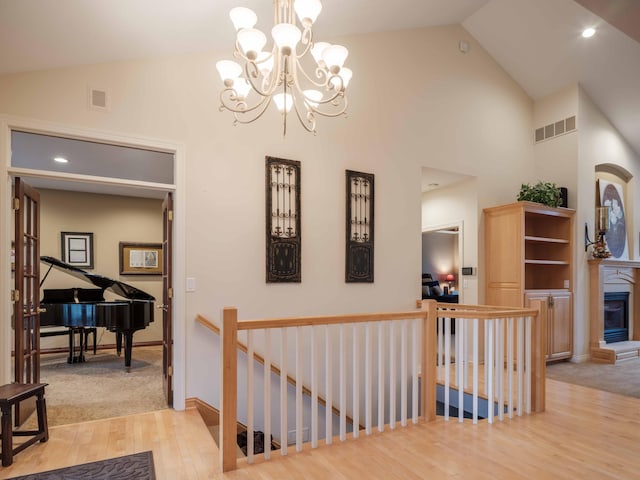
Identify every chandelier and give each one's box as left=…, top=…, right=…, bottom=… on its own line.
left=215, top=0, right=352, bottom=135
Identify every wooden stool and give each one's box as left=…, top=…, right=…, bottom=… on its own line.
left=0, top=383, right=49, bottom=466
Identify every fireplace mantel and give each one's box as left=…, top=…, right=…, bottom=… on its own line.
left=588, top=258, right=640, bottom=363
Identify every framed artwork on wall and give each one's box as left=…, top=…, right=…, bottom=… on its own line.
left=119, top=242, right=163, bottom=275
left=345, top=170, right=374, bottom=282
left=598, top=179, right=628, bottom=259
left=266, top=156, right=301, bottom=283
left=61, top=231, right=94, bottom=269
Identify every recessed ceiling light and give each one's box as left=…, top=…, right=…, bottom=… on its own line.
left=53, top=156, right=68, bottom=164
left=582, top=27, right=596, bottom=38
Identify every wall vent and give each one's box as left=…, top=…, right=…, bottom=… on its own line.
left=88, top=86, right=110, bottom=111
left=535, top=115, right=576, bottom=143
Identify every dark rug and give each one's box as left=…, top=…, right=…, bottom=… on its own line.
left=7, top=451, right=155, bottom=480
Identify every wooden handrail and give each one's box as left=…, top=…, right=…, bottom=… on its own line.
left=236, top=310, right=427, bottom=331
left=416, top=300, right=539, bottom=319
left=196, top=314, right=361, bottom=428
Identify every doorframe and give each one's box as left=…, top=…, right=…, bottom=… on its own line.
left=0, top=114, right=187, bottom=411
left=421, top=220, right=464, bottom=302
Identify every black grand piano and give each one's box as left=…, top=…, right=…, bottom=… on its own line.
left=39, top=256, right=155, bottom=371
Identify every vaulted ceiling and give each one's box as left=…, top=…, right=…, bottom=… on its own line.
left=1, top=0, right=639, bottom=157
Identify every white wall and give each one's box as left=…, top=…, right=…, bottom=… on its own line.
left=39, top=189, right=163, bottom=347
left=533, top=84, right=579, bottom=209
left=0, top=25, right=533, bottom=416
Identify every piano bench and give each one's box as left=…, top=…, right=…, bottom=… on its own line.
left=40, top=326, right=70, bottom=338
left=0, top=383, right=49, bottom=467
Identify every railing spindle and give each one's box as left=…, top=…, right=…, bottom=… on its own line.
left=311, top=326, right=318, bottom=448
left=437, top=316, right=444, bottom=381
left=444, top=313, right=451, bottom=421
left=472, top=318, right=478, bottom=424
left=340, top=324, right=346, bottom=441
left=325, top=325, right=332, bottom=445
left=457, top=317, right=464, bottom=423
left=365, top=322, right=372, bottom=435
left=389, top=321, right=396, bottom=429
left=280, top=328, right=287, bottom=455
left=487, top=319, right=494, bottom=424
left=296, top=327, right=303, bottom=452
left=247, top=330, right=254, bottom=463
left=497, top=318, right=504, bottom=421
left=353, top=324, right=360, bottom=438
left=378, top=322, right=385, bottom=432
left=412, top=319, right=418, bottom=424
left=507, top=317, right=514, bottom=419
left=401, top=320, right=407, bottom=427
left=264, top=329, right=271, bottom=459
left=517, top=317, right=524, bottom=417
left=525, top=316, right=532, bottom=415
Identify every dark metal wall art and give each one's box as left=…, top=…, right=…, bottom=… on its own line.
left=346, top=170, right=374, bottom=282
left=266, top=156, right=301, bottom=283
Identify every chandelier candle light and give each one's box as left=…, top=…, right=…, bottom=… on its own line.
left=215, top=0, right=352, bottom=135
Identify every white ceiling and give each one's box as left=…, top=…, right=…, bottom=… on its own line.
left=1, top=0, right=639, bottom=196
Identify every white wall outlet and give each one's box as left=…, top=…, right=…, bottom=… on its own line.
left=563, top=279, right=570, bottom=289
left=463, top=279, right=469, bottom=289
left=186, top=277, right=196, bottom=292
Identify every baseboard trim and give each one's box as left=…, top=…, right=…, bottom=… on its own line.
left=570, top=353, right=590, bottom=363
left=40, top=340, right=162, bottom=356
left=186, top=397, right=281, bottom=448
left=186, top=397, right=219, bottom=428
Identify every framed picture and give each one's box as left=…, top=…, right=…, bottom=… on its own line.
left=61, top=232, right=94, bottom=269
left=119, top=242, right=163, bottom=275
left=598, top=179, right=629, bottom=259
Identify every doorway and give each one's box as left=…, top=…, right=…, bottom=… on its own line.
left=0, top=116, right=186, bottom=411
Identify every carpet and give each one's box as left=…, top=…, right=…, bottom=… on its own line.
left=546, top=357, right=640, bottom=398
left=30, top=346, right=166, bottom=427
left=6, top=451, right=155, bottom=480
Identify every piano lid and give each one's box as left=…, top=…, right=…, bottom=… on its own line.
left=40, top=256, right=155, bottom=301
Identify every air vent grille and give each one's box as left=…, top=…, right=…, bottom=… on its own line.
left=534, top=115, right=576, bottom=143
left=88, top=86, right=110, bottom=111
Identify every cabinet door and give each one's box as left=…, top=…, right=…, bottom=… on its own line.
left=549, top=292, right=572, bottom=360
left=524, top=292, right=550, bottom=360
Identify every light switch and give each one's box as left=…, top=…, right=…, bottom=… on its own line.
left=186, top=277, right=196, bottom=292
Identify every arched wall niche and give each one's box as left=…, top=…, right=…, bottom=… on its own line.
left=595, top=163, right=633, bottom=182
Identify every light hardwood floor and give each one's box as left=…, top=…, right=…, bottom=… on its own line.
left=3, top=378, right=640, bottom=479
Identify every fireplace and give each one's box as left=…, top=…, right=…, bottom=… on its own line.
left=604, top=292, right=630, bottom=344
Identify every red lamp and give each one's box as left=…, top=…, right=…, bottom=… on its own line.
left=445, top=274, right=455, bottom=291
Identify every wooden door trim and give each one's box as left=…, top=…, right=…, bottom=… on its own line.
left=0, top=116, right=187, bottom=410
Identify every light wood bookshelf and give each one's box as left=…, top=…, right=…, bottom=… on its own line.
left=484, top=201, right=575, bottom=361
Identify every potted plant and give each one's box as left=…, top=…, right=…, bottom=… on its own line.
left=517, top=181, right=562, bottom=207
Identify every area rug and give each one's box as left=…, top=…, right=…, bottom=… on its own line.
left=29, top=346, right=167, bottom=427
left=546, top=357, right=640, bottom=398
left=7, top=451, right=155, bottom=480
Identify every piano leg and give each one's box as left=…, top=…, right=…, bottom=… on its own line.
left=116, top=332, right=122, bottom=357
left=67, top=328, right=86, bottom=364
left=123, top=332, right=134, bottom=373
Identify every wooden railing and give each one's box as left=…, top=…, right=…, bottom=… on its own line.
left=218, top=300, right=541, bottom=472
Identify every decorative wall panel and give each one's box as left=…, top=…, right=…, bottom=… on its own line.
left=346, top=170, right=374, bottom=282
left=266, top=156, right=301, bottom=282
